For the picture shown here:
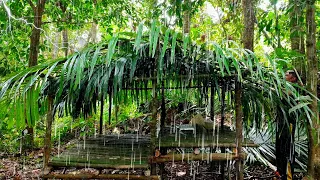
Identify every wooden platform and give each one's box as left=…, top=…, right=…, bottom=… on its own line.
left=49, top=130, right=256, bottom=169
left=157, top=127, right=257, bottom=148
left=50, top=134, right=151, bottom=169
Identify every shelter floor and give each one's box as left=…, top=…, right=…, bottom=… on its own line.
left=49, top=129, right=255, bottom=170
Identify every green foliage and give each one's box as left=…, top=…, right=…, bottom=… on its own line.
left=0, top=1, right=318, bottom=172
left=0, top=22, right=314, bottom=136
left=244, top=123, right=308, bottom=171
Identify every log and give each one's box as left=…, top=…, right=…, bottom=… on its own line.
left=41, top=174, right=159, bottom=180
left=149, top=153, right=246, bottom=163
left=49, top=162, right=148, bottom=169
left=157, top=142, right=258, bottom=148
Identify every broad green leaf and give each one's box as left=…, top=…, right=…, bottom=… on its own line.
left=171, top=32, right=177, bottom=64
left=130, top=57, right=138, bottom=80
left=289, top=102, right=310, bottom=114
left=149, top=20, right=156, bottom=56
left=89, top=44, right=102, bottom=79
left=106, top=35, right=119, bottom=65
left=152, top=26, right=160, bottom=58
left=134, top=23, right=143, bottom=54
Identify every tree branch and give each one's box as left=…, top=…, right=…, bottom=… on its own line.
left=27, top=0, right=36, bottom=11
left=42, top=21, right=93, bottom=24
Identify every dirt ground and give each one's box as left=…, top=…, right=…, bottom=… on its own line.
left=0, top=149, right=305, bottom=180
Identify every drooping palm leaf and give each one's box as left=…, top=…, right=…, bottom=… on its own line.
left=0, top=22, right=315, bottom=136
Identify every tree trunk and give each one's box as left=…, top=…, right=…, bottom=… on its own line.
left=290, top=0, right=306, bottom=80
left=87, top=22, right=98, bottom=44
left=183, top=0, right=191, bottom=34
left=306, top=0, right=318, bottom=178
left=242, top=0, right=254, bottom=51
left=58, top=1, right=69, bottom=57
left=235, top=81, right=244, bottom=180
left=43, top=94, right=54, bottom=173
left=28, top=0, right=46, bottom=66
left=26, top=0, right=46, bottom=150
left=238, top=0, right=254, bottom=179
left=62, top=29, right=69, bottom=57
left=52, top=31, right=60, bottom=59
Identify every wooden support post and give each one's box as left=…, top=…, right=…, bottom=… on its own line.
left=221, top=82, right=226, bottom=132
left=210, top=86, right=216, bottom=171
left=108, top=90, right=112, bottom=125
left=221, top=147, right=226, bottom=179
left=160, top=81, right=165, bottom=127
left=150, top=79, right=157, bottom=175
left=235, top=80, right=244, bottom=180
left=159, top=80, right=166, bottom=177
left=210, top=86, right=215, bottom=122
left=43, top=94, right=54, bottom=174
left=99, top=95, right=104, bottom=134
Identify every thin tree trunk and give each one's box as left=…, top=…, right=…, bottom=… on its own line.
left=58, top=1, right=69, bottom=57
left=87, top=22, right=98, bottom=44
left=242, top=0, right=254, bottom=51
left=306, top=0, right=317, bottom=178
left=238, top=0, right=254, bottom=179
left=290, top=0, right=305, bottom=79
left=26, top=0, right=46, bottom=150
left=43, top=94, right=54, bottom=173
left=235, top=81, right=244, bottom=180
left=62, top=29, right=68, bottom=57
left=183, top=0, right=191, bottom=34
left=52, top=31, right=60, bottom=59
left=290, top=0, right=305, bottom=53
left=28, top=0, right=46, bottom=66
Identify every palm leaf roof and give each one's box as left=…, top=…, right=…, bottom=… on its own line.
left=0, top=24, right=314, bottom=130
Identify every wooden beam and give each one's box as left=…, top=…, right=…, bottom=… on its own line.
left=49, top=162, right=148, bottom=169
left=120, top=85, right=213, bottom=91
left=41, top=174, right=159, bottom=180
left=149, top=153, right=245, bottom=163
left=157, top=142, right=258, bottom=148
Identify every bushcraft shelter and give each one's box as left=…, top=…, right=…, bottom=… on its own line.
left=0, top=25, right=309, bottom=179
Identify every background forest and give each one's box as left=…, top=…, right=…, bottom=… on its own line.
left=0, top=0, right=320, bottom=179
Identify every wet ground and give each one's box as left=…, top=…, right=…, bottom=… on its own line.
left=0, top=152, right=305, bottom=180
